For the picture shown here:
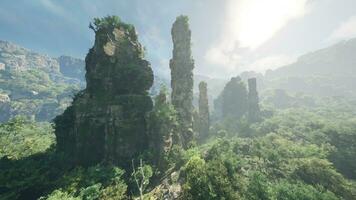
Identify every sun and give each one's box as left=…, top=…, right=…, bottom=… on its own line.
left=225, top=0, right=308, bottom=49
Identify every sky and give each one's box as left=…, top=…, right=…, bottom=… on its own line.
left=1, top=0, right=356, bottom=78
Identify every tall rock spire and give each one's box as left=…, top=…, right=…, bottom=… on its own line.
left=170, top=15, right=194, bottom=148
left=54, top=16, right=154, bottom=166
left=198, top=81, right=210, bottom=140
left=247, top=78, right=261, bottom=123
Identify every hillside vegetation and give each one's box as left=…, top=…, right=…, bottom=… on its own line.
left=0, top=16, right=356, bottom=200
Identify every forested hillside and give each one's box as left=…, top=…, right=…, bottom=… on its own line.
left=0, top=16, right=355, bottom=200
left=263, top=38, right=356, bottom=98
left=0, top=40, right=84, bottom=122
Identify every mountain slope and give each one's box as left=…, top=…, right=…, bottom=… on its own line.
left=0, top=40, right=84, bottom=122
left=253, top=38, right=356, bottom=99
left=267, top=38, right=356, bottom=78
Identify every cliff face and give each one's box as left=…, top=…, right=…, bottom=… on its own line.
left=57, top=55, right=85, bottom=82
left=0, top=40, right=86, bottom=122
left=170, top=16, right=195, bottom=148
left=247, top=78, right=260, bottom=123
left=198, top=81, right=209, bottom=140
left=0, top=40, right=60, bottom=73
left=54, top=16, right=154, bottom=166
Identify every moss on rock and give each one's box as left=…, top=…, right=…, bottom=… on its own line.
left=54, top=16, right=153, bottom=166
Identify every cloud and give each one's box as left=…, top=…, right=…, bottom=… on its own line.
left=205, top=47, right=243, bottom=70
left=38, top=0, right=73, bottom=22
left=329, top=15, right=356, bottom=41
left=205, top=0, right=309, bottom=72
left=39, top=0, right=65, bottom=15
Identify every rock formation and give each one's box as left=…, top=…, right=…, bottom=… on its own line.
left=148, top=88, right=177, bottom=169
left=198, top=81, right=209, bottom=140
left=54, top=16, right=154, bottom=166
left=220, top=77, right=248, bottom=119
left=0, top=40, right=87, bottom=122
left=57, top=55, right=85, bottom=82
left=247, top=78, right=260, bottom=123
left=0, top=40, right=60, bottom=73
left=169, top=16, right=195, bottom=148
left=0, top=94, right=11, bottom=122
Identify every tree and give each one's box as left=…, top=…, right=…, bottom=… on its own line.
left=147, top=86, right=179, bottom=169
left=131, top=159, right=153, bottom=200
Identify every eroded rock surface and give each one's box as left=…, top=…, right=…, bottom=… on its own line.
left=198, top=81, right=209, bottom=140
left=170, top=16, right=194, bottom=148
left=55, top=16, right=153, bottom=166
left=247, top=78, right=261, bottom=122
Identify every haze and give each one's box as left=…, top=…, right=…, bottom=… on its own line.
left=1, top=0, right=356, bottom=78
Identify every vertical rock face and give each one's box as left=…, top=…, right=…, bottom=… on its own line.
left=221, top=77, right=248, bottom=119
left=170, top=16, right=194, bottom=148
left=57, top=55, right=85, bottom=82
left=148, top=88, right=177, bottom=169
left=198, top=81, right=209, bottom=140
left=54, top=16, right=154, bottom=166
left=0, top=94, right=11, bottom=122
left=247, top=78, right=260, bottom=122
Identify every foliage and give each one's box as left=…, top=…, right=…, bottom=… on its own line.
left=131, top=159, right=153, bottom=199
left=147, top=86, right=179, bottom=169
left=0, top=116, right=55, bottom=159
left=0, top=68, right=81, bottom=122
left=90, top=15, right=135, bottom=35
left=40, top=190, right=80, bottom=200
left=55, top=165, right=128, bottom=200
left=179, top=128, right=356, bottom=199
left=2, top=14, right=356, bottom=200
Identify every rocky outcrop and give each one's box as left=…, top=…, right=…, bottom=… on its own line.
left=0, top=40, right=87, bottom=122
left=198, top=81, right=209, bottom=140
left=217, top=76, right=248, bottom=120
left=148, top=88, right=178, bottom=169
left=170, top=16, right=195, bottom=148
left=0, top=94, right=11, bottom=122
left=247, top=78, right=260, bottom=123
left=54, top=16, right=154, bottom=166
left=0, top=40, right=60, bottom=73
left=57, top=56, right=85, bottom=82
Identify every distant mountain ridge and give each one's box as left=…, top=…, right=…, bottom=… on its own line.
left=267, top=38, right=356, bottom=78
left=0, top=40, right=85, bottom=122
left=0, top=40, right=60, bottom=73
left=1, top=36, right=355, bottom=122
left=0, top=40, right=170, bottom=122
left=0, top=40, right=85, bottom=80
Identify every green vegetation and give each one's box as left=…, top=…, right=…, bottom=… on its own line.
left=0, top=67, right=81, bottom=122
left=178, top=102, right=356, bottom=200
left=0, top=116, right=54, bottom=159
left=1, top=15, right=356, bottom=200
left=3, top=98, right=355, bottom=199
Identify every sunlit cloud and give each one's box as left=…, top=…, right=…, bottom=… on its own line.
left=329, top=15, right=356, bottom=41
left=205, top=47, right=243, bottom=70
left=206, top=0, right=309, bottom=71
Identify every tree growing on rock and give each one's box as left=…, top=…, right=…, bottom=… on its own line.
left=54, top=16, right=154, bottom=167
left=147, top=87, right=179, bottom=169
left=169, top=15, right=195, bottom=149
